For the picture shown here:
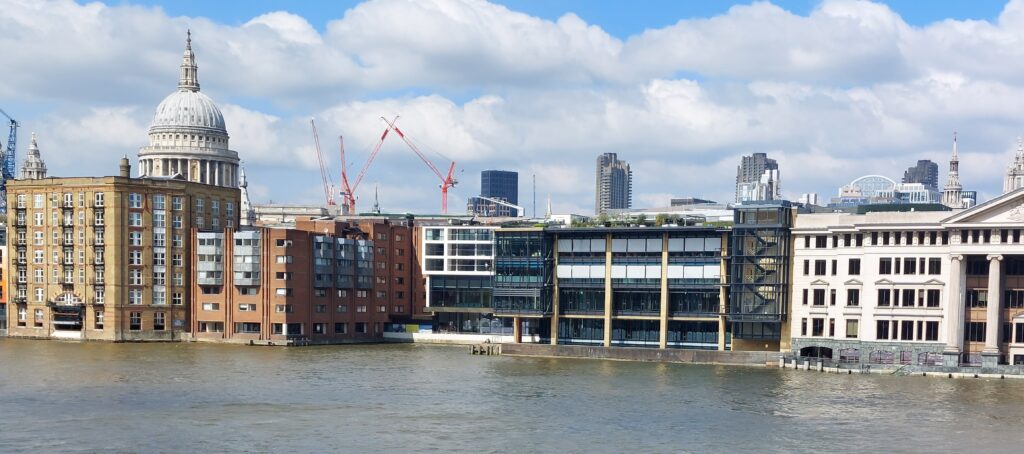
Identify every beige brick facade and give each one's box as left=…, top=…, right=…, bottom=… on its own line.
left=5, top=168, right=239, bottom=341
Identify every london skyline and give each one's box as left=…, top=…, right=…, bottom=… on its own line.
left=4, top=0, right=1024, bottom=214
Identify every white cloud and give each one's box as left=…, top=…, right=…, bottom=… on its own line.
left=5, top=0, right=1024, bottom=214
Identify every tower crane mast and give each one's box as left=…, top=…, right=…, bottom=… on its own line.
left=310, top=119, right=336, bottom=206
left=0, top=108, right=19, bottom=214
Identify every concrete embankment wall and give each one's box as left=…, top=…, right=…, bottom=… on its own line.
left=382, top=332, right=540, bottom=345
left=501, top=343, right=782, bottom=366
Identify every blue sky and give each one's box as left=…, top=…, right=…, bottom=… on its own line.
left=122, top=0, right=1007, bottom=35
left=6, top=0, right=1024, bottom=214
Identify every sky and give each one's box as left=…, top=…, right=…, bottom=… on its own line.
left=2, top=0, right=1024, bottom=215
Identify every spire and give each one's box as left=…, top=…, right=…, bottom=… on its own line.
left=20, top=132, right=47, bottom=180
left=238, top=166, right=255, bottom=227
left=28, top=132, right=39, bottom=157
left=178, top=29, right=200, bottom=92
left=943, top=131, right=963, bottom=208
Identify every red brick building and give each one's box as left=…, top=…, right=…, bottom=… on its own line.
left=189, top=216, right=425, bottom=344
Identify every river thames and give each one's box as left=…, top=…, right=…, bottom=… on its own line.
left=1, top=340, right=1023, bottom=452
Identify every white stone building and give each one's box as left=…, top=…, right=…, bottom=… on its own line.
left=792, top=188, right=1024, bottom=369
left=1004, top=139, right=1024, bottom=194
left=138, top=31, right=240, bottom=188
left=20, top=133, right=47, bottom=180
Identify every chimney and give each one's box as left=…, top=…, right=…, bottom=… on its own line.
left=119, top=157, right=131, bottom=178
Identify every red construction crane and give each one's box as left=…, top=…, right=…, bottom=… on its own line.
left=381, top=116, right=458, bottom=213
left=339, top=117, right=395, bottom=214
left=310, top=119, right=335, bottom=206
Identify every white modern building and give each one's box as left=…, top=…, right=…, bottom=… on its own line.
left=421, top=224, right=500, bottom=334
left=792, top=188, right=1024, bottom=369
left=138, top=31, right=240, bottom=188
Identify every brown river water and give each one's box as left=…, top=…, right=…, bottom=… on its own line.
left=1, top=339, right=1023, bottom=453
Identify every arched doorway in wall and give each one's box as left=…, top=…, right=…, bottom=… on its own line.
left=799, top=346, right=834, bottom=359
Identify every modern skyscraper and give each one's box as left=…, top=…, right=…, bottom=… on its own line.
left=595, top=153, right=632, bottom=214
left=735, top=153, right=780, bottom=203
left=480, top=170, right=518, bottom=205
left=902, top=159, right=939, bottom=191
left=468, top=170, right=521, bottom=217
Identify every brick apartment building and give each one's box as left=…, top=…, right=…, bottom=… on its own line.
left=190, top=216, right=426, bottom=344
left=4, top=159, right=240, bottom=341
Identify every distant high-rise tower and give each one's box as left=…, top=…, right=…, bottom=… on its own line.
left=481, top=170, right=518, bottom=205
left=735, top=152, right=780, bottom=202
left=942, top=133, right=966, bottom=209
left=595, top=153, right=632, bottom=214
left=20, top=132, right=47, bottom=180
left=467, top=170, right=521, bottom=217
left=1003, top=138, right=1024, bottom=193
left=902, top=159, right=939, bottom=191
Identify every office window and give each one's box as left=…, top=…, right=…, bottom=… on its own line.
left=801, top=318, right=807, bottom=336
left=879, top=258, right=892, bottom=275
left=812, top=318, right=824, bottom=336
left=848, top=259, right=861, bottom=275
left=900, top=320, right=913, bottom=340
left=847, top=289, right=860, bottom=307
left=315, top=304, right=327, bottom=313
left=154, top=312, right=166, bottom=331
left=846, top=319, right=859, bottom=338
left=802, top=288, right=808, bottom=305
left=876, top=320, right=890, bottom=340
left=967, top=290, right=987, bottom=308
left=965, top=322, right=986, bottom=342
left=129, top=312, right=142, bottom=331
left=334, top=323, right=348, bottom=334
left=831, top=259, right=838, bottom=276
left=925, top=321, right=939, bottom=341
left=829, top=289, right=837, bottom=306
left=902, top=289, right=915, bottom=307
left=812, top=289, right=826, bottom=306
left=928, top=258, right=941, bottom=275
left=813, top=260, right=826, bottom=276
left=803, top=260, right=809, bottom=275
left=903, top=258, right=917, bottom=275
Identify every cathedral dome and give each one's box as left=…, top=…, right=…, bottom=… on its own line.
left=137, top=30, right=240, bottom=189
left=150, top=90, right=226, bottom=134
